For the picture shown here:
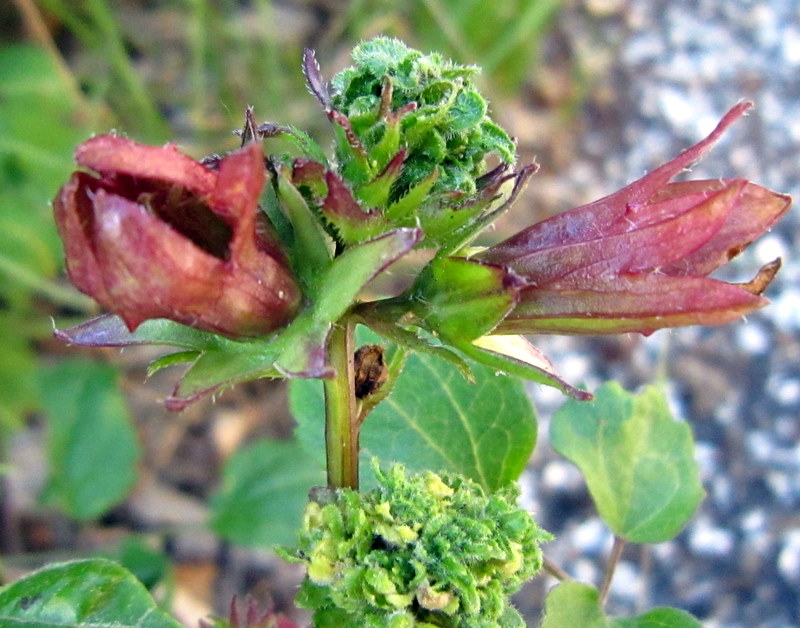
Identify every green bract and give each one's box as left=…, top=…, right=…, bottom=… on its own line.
left=280, top=462, right=550, bottom=627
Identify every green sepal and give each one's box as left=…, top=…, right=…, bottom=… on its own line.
left=55, top=314, right=242, bottom=352
left=368, top=108, right=410, bottom=174
left=321, top=170, right=389, bottom=244
left=436, top=163, right=536, bottom=257
left=314, top=228, right=422, bottom=324
left=330, top=110, right=373, bottom=187
left=164, top=311, right=330, bottom=410
left=353, top=150, right=406, bottom=208
left=146, top=350, right=199, bottom=376
left=291, top=159, right=388, bottom=245
left=169, top=229, right=422, bottom=408
left=408, top=256, right=524, bottom=342
left=417, top=197, right=487, bottom=246
left=455, top=335, right=592, bottom=401
left=385, top=170, right=438, bottom=224
left=274, top=167, right=333, bottom=290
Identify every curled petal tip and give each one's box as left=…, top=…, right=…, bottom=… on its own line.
left=738, top=258, right=782, bottom=296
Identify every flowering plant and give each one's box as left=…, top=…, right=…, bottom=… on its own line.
left=1, top=37, right=790, bottom=627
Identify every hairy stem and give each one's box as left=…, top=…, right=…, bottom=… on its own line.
left=324, top=317, right=359, bottom=489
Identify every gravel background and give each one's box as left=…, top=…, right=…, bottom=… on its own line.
left=519, top=1, right=800, bottom=626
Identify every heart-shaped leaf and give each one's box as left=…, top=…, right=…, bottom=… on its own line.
left=551, top=382, right=704, bottom=543
left=541, top=582, right=607, bottom=628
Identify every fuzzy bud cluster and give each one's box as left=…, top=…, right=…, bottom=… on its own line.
left=280, top=462, right=551, bottom=627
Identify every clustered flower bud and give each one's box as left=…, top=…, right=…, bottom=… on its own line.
left=270, top=37, right=530, bottom=249
left=280, top=462, right=550, bottom=627
left=329, top=37, right=515, bottom=198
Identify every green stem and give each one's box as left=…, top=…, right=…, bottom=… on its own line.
left=324, top=316, right=359, bottom=489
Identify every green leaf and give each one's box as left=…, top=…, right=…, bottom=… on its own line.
left=449, top=89, right=487, bottom=132
left=551, top=382, right=704, bottom=543
left=116, top=537, right=171, bottom=591
left=611, top=607, right=702, bottom=628
left=211, top=439, right=325, bottom=547
left=0, top=558, right=182, bottom=628
left=541, top=581, right=702, bottom=628
left=0, top=311, right=37, bottom=429
left=290, top=350, right=536, bottom=491
left=541, top=581, right=608, bottom=628
left=39, top=359, right=140, bottom=520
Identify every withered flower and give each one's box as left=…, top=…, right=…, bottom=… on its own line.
left=54, top=136, right=301, bottom=338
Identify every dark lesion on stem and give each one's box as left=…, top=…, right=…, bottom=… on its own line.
left=353, top=344, right=389, bottom=400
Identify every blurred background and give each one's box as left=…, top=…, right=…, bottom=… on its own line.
left=0, top=1, right=798, bottom=626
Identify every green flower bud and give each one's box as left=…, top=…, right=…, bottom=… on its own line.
left=282, top=38, right=528, bottom=250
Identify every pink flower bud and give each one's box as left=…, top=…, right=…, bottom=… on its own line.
left=54, top=136, right=301, bottom=338
left=479, top=103, right=791, bottom=335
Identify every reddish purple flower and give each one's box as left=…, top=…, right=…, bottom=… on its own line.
left=479, top=102, right=791, bottom=335
left=54, top=136, right=301, bottom=338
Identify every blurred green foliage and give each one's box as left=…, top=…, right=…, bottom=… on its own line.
left=339, top=0, right=563, bottom=95
left=0, top=43, right=98, bottom=429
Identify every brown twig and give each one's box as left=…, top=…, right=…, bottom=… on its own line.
left=542, top=555, right=570, bottom=582
left=599, top=535, right=626, bottom=605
